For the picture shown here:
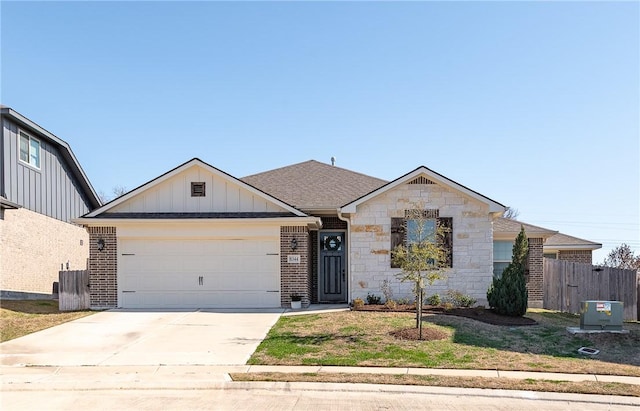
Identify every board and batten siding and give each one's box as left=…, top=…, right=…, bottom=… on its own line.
left=110, top=165, right=287, bottom=213
left=2, top=118, right=92, bottom=223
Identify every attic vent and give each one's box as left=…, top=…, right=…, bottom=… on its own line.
left=408, top=176, right=436, bottom=185
left=191, top=182, right=206, bottom=197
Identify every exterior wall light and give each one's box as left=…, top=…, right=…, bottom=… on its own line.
left=97, top=238, right=105, bottom=252
left=290, top=238, right=298, bottom=251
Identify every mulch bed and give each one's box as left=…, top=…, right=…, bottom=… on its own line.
left=354, top=304, right=538, bottom=327
left=390, top=326, right=450, bottom=341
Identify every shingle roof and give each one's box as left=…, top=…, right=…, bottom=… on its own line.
left=494, top=218, right=601, bottom=250
left=493, top=217, right=558, bottom=237
left=545, top=232, right=602, bottom=249
left=97, top=212, right=297, bottom=219
left=241, top=160, right=388, bottom=211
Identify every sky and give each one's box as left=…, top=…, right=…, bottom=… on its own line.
left=1, top=1, right=638, bottom=263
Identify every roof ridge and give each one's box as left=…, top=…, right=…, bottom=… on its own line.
left=242, top=159, right=388, bottom=183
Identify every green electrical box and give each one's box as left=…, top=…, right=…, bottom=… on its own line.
left=579, top=301, right=623, bottom=331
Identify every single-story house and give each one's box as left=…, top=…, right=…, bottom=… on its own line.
left=492, top=217, right=601, bottom=306
left=75, top=158, right=599, bottom=310
left=1, top=107, right=101, bottom=297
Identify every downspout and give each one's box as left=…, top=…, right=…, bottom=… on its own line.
left=337, top=209, right=352, bottom=304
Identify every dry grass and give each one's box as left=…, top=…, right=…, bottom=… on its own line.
left=249, top=310, right=640, bottom=376
left=231, top=372, right=640, bottom=397
left=0, top=300, right=94, bottom=342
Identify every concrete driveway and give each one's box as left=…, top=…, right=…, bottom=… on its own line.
left=0, top=309, right=283, bottom=367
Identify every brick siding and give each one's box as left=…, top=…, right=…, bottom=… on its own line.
left=281, top=226, right=310, bottom=307
left=527, top=237, right=544, bottom=308
left=558, top=250, right=592, bottom=264
left=88, top=227, right=117, bottom=309
left=0, top=207, right=88, bottom=294
left=321, top=216, right=347, bottom=230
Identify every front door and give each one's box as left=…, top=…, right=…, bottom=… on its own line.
left=319, top=232, right=346, bottom=302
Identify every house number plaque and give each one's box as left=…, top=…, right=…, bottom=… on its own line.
left=287, top=255, right=301, bottom=264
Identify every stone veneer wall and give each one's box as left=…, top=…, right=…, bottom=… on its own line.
left=0, top=207, right=89, bottom=294
left=527, top=238, right=544, bottom=308
left=348, top=182, right=494, bottom=305
left=558, top=250, right=592, bottom=264
left=281, top=226, right=310, bottom=307
left=88, top=227, right=117, bottom=309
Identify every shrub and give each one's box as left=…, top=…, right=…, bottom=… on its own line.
left=380, top=279, right=394, bottom=303
left=366, top=293, right=382, bottom=305
left=384, top=299, right=397, bottom=310
left=444, top=290, right=476, bottom=308
left=487, top=226, right=528, bottom=317
left=426, top=293, right=441, bottom=306
left=352, top=298, right=364, bottom=309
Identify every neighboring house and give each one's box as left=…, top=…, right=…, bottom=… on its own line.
left=0, top=107, right=101, bottom=297
left=492, top=217, right=601, bottom=307
left=74, top=157, right=601, bottom=310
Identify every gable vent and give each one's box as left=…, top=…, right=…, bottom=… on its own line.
left=191, top=182, right=206, bottom=197
left=408, top=176, right=436, bottom=185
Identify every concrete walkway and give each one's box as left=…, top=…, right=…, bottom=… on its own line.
left=2, top=364, right=639, bottom=389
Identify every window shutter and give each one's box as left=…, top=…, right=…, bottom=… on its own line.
left=390, top=217, right=405, bottom=268
left=437, top=217, right=453, bottom=268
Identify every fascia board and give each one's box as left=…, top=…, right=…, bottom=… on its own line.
left=85, top=158, right=308, bottom=218
left=73, top=216, right=322, bottom=228
left=2, top=107, right=101, bottom=209
left=342, top=166, right=506, bottom=214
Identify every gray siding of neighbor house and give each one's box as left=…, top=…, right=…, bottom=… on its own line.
left=2, top=117, right=92, bottom=223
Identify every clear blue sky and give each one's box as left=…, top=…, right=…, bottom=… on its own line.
left=2, top=1, right=638, bottom=263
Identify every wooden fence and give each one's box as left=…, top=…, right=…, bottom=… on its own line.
left=58, top=270, right=90, bottom=311
left=543, top=259, right=639, bottom=321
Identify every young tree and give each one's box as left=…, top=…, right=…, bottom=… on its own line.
left=392, top=208, right=450, bottom=339
left=602, top=244, right=640, bottom=271
left=487, top=225, right=528, bottom=317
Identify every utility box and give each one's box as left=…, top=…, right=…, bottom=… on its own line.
left=580, top=301, right=623, bottom=331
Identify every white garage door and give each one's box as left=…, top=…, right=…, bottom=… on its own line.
left=118, top=238, right=281, bottom=309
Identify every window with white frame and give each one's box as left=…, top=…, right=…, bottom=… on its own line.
left=19, top=131, right=41, bottom=168
left=493, top=240, right=513, bottom=278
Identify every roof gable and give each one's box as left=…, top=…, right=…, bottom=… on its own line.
left=341, top=166, right=506, bottom=214
left=85, top=158, right=307, bottom=217
left=241, top=160, right=387, bottom=211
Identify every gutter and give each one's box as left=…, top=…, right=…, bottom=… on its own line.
left=73, top=216, right=323, bottom=229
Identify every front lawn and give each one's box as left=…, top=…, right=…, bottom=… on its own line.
left=0, top=300, right=94, bottom=342
left=248, top=309, right=640, bottom=377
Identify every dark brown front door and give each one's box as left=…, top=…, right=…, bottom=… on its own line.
left=319, top=232, right=346, bottom=302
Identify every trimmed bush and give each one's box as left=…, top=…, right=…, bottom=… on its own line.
left=487, top=226, right=528, bottom=317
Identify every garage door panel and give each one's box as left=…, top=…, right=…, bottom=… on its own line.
left=119, top=238, right=281, bottom=309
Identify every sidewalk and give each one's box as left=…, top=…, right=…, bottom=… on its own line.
left=2, top=364, right=639, bottom=390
